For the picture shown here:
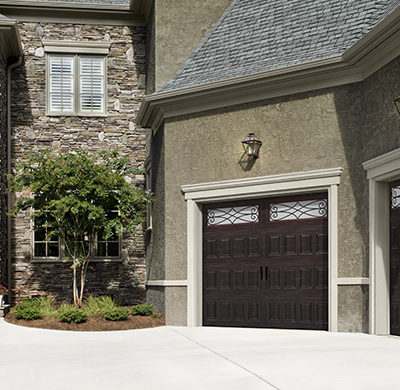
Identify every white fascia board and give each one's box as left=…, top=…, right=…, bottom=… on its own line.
left=0, top=1, right=130, bottom=11
left=0, top=3, right=144, bottom=26
left=137, top=7, right=400, bottom=131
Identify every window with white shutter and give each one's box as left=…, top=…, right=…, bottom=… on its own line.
left=49, top=55, right=74, bottom=113
left=79, top=56, right=105, bottom=114
left=47, top=53, right=106, bottom=116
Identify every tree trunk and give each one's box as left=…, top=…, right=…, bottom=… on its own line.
left=79, top=264, right=85, bottom=306
left=73, top=261, right=78, bottom=306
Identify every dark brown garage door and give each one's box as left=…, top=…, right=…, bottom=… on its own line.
left=203, top=193, right=328, bottom=330
left=390, top=181, right=400, bottom=336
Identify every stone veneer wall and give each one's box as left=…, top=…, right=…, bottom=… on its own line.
left=0, top=47, right=8, bottom=286
left=10, top=22, right=147, bottom=303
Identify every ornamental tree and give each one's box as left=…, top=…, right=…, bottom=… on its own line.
left=9, top=149, right=150, bottom=307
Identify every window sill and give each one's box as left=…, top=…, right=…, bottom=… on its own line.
left=31, top=258, right=123, bottom=263
left=46, top=113, right=108, bottom=118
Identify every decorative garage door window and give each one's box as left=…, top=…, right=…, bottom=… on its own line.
left=269, top=198, right=327, bottom=221
left=392, top=186, right=400, bottom=209
left=207, top=205, right=259, bottom=226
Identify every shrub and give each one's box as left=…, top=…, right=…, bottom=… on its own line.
left=59, top=308, right=87, bottom=324
left=19, top=298, right=41, bottom=310
left=131, top=304, right=159, bottom=317
left=104, top=308, right=129, bottom=321
left=19, top=297, right=58, bottom=318
left=14, top=307, right=42, bottom=320
left=83, top=295, right=117, bottom=316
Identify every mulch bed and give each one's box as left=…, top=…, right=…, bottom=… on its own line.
left=5, top=313, right=164, bottom=331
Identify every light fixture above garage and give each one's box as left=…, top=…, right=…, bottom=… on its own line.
left=394, top=96, right=400, bottom=117
left=242, top=133, right=262, bottom=159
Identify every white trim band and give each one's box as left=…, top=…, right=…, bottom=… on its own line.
left=43, top=40, right=110, bottom=55
left=146, top=280, right=188, bottom=287
left=337, top=277, right=370, bottom=285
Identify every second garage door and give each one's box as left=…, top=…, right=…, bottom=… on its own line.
left=203, top=193, right=328, bottom=330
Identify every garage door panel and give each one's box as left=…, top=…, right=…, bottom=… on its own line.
left=203, top=193, right=328, bottom=329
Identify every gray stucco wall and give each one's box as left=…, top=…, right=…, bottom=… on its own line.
left=150, top=56, right=400, bottom=330
left=153, top=0, right=231, bottom=90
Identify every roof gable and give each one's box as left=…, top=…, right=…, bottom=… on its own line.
left=160, top=0, right=400, bottom=92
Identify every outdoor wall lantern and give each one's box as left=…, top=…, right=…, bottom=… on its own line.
left=394, top=96, right=400, bottom=117
left=242, top=132, right=262, bottom=159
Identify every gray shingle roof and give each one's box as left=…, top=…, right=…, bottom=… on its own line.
left=160, top=0, right=400, bottom=92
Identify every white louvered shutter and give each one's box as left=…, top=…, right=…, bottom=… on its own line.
left=49, top=55, right=74, bottom=113
left=79, top=56, right=105, bottom=113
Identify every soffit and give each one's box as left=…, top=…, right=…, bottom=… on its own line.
left=0, top=16, right=23, bottom=59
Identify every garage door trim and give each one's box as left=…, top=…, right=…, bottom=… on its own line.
left=182, top=167, right=342, bottom=331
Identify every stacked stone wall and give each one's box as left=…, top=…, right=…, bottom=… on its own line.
left=0, top=48, right=8, bottom=287
left=11, top=22, right=147, bottom=303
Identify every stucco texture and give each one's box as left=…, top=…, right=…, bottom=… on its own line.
left=153, top=56, right=400, bottom=330
left=153, top=0, right=232, bottom=90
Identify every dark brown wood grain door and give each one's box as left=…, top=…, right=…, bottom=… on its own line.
left=203, top=193, right=328, bottom=330
left=390, top=181, right=400, bottom=335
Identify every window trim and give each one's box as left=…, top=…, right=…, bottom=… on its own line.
left=30, top=210, right=122, bottom=263
left=44, top=40, right=109, bottom=117
left=32, top=213, right=62, bottom=260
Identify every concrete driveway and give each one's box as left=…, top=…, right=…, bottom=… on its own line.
left=1, top=319, right=399, bottom=390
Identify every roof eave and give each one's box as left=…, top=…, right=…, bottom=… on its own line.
left=137, top=4, right=400, bottom=131
left=0, top=0, right=152, bottom=25
left=0, top=18, right=23, bottom=59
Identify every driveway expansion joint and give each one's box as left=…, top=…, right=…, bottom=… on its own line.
left=167, top=326, right=280, bottom=389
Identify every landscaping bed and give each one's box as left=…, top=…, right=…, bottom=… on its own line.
left=4, top=296, right=164, bottom=332
left=5, top=312, right=164, bottom=331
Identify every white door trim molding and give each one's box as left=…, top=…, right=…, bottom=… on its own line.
left=182, top=168, right=343, bottom=331
left=363, top=148, right=400, bottom=335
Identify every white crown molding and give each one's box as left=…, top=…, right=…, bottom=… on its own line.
left=363, top=148, right=400, bottom=180
left=43, top=40, right=110, bottom=54
left=137, top=5, right=400, bottom=131
left=182, top=168, right=343, bottom=201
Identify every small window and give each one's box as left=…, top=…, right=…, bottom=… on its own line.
left=96, top=229, right=120, bottom=258
left=269, top=198, right=328, bottom=221
left=207, top=205, right=259, bottom=226
left=392, top=185, right=400, bottom=209
left=33, top=218, right=60, bottom=258
left=47, top=54, right=106, bottom=116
